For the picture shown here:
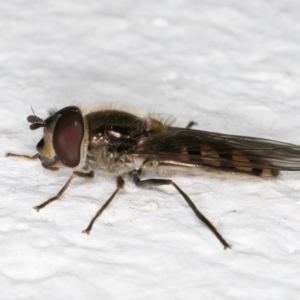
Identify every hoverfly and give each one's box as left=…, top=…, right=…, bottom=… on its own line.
left=6, top=106, right=300, bottom=249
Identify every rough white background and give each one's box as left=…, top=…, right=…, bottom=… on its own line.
left=1, top=1, right=300, bottom=299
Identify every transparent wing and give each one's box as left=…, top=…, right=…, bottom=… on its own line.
left=133, top=127, right=300, bottom=172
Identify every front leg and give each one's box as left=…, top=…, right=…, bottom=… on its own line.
left=132, top=170, right=231, bottom=250
left=5, top=153, right=39, bottom=160
left=34, top=170, right=94, bottom=211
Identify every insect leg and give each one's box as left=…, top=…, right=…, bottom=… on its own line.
left=82, top=176, right=125, bottom=235
left=5, top=153, right=39, bottom=160
left=132, top=171, right=231, bottom=250
left=185, top=121, right=198, bottom=129
left=34, top=170, right=94, bottom=211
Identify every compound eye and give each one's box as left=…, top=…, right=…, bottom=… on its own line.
left=53, top=108, right=84, bottom=168
left=36, top=138, right=45, bottom=152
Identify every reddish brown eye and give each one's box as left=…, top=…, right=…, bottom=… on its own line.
left=53, top=108, right=84, bottom=168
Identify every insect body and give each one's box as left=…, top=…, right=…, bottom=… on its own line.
left=6, top=106, right=300, bottom=249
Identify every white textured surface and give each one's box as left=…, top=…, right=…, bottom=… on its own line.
left=1, top=1, right=300, bottom=299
